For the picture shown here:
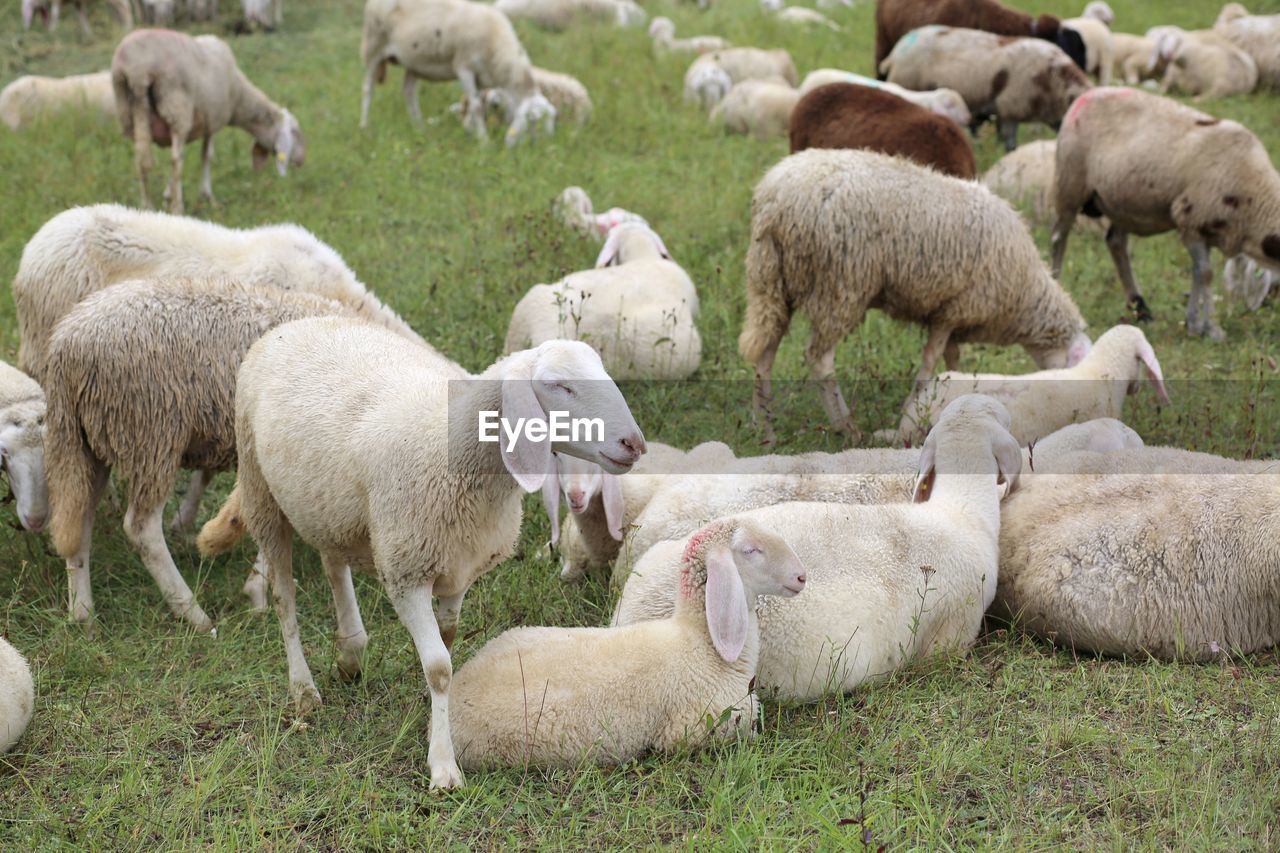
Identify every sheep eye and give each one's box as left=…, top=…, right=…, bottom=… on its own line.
left=550, top=383, right=574, bottom=397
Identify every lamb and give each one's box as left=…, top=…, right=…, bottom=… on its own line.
left=111, top=30, right=305, bottom=215
left=0, top=360, right=49, bottom=533
left=797, top=69, right=972, bottom=126
left=1156, top=28, right=1258, bottom=98
left=710, top=80, right=800, bottom=140
left=615, top=396, right=1020, bottom=701
left=242, top=0, right=282, bottom=30
left=880, top=25, right=1092, bottom=151
left=461, top=66, right=593, bottom=129
left=1223, top=255, right=1278, bottom=311
left=0, top=72, right=115, bottom=131
left=21, top=0, right=131, bottom=35
left=789, top=83, right=977, bottom=180
left=996, top=445, right=1280, bottom=660
left=1062, top=2, right=1115, bottom=85
left=874, top=0, right=1087, bottom=73
left=0, top=636, right=34, bottom=753
left=1215, top=3, right=1280, bottom=89
left=361, top=0, right=556, bottom=146
left=648, top=16, right=730, bottom=55
left=44, top=278, right=355, bottom=633
left=450, top=518, right=805, bottom=771
left=684, top=48, right=799, bottom=107
left=196, top=321, right=645, bottom=789
left=504, top=223, right=701, bottom=380
left=552, top=187, right=648, bottom=241
left=893, top=324, right=1168, bottom=446
left=741, top=148, right=1091, bottom=442
left=493, top=0, right=646, bottom=31
left=1050, top=86, right=1280, bottom=338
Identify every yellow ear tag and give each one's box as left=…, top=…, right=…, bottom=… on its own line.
left=277, top=151, right=287, bottom=163
left=506, top=126, right=517, bottom=140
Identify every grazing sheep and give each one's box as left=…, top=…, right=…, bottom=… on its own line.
left=493, top=0, right=645, bottom=31
left=22, top=0, right=131, bottom=34
left=648, top=16, right=729, bottom=54
left=196, top=320, right=645, bottom=789
left=684, top=48, right=799, bottom=107
left=1063, top=2, right=1115, bottom=84
left=361, top=0, right=556, bottom=145
left=0, top=361, right=49, bottom=534
left=798, top=68, right=972, bottom=126
left=684, top=63, right=734, bottom=109
left=0, top=637, right=34, bottom=753
left=242, top=0, right=282, bottom=29
left=460, top=67, right=593, bottom=129
left=1223, top=255, right=1278, bottom=311
left=111, top=30, right=305, bottom=215
left=894, top=324, right=1168, bottom=446
left=451, top=518, right=805, bottom=770
left=616, top=396, right=1020, bottom=701
left=0, top=72, right=115, bottom=131
left=552, top=187, right=648, bottom=241
left=981, top=140, right=1104, bottom=237
left=789, top=83, right=976, bottom=180
left=710, top=80, right=801, bottom=140
left=996, top=445, right=1280, bottom=660
left=45, top=278, right=354, bottom=632
left=1156, top=29, right=1257, bottom=98
left=1215, top=3, right=1280, bottom=89
left=874, top=0, right=1087, bottom=73
left=1050, top=87, right=1280, bottom=338
left=741, top=148, right=1090, bottom=441
left=880, top=25, right=1092, bottom=151
left=504, top=223, right=701, bottom=380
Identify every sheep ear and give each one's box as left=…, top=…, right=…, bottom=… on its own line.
left=649, top=230, right=673, bottom=262
left=993, top=431, right=1023, bottom=497
left=542, top=456, right=561, bottom=546
left=500, top=372, right=550, bottom=493
left=705, top=544, right=748, bottom=663
left=595, top=227, right=624, bottom=268
left=912, top=444, right=936, bottom=503
left=601, top=472, right=624, bottom=541
left=1138, top=343, right=1171, bottom=404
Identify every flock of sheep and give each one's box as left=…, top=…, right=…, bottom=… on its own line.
left=1, top=0, right=1279, bottom=797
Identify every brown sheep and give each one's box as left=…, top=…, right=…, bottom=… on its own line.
left=875, top=0, right=1087, bottom=74
left=788, top=83, right=976, bottom=180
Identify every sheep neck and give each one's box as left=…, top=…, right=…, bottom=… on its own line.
left=445, top=376, right=523, bottom=503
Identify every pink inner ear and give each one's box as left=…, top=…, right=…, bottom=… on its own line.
left=542, top=459, right=561, bottom=546
left=500, top=376, right=550, bottom=492
left=594, top=227, right=622, bottom=267
left=1139, top=344, right=1170, bottom=403
left=704, top=544, right=748, bottom=663
left=601, top=472, right=624, bottom=541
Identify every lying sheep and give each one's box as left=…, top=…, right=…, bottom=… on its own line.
left=741, top=148, right=1090, bottom=442
left=1110, top=32, right=1166, bottom=84
left=615, top=396, right=1020, bottom=701
left=0, top=361, right=48, bottom=533
left=22, top=0, right=131, bottom=34
left=894, top=324, right=1168, bottom=446
left=1063, top=2, right=1115, bottom=84
left=648, top=16, right=730, bottom=54
left=361, top=0, right=556, bottom=145
left=451, top=518, right=805, bottom=770
left=996, top=445, right=1280, bottom=660
left=1051, top=87, right=1280, bottom=338
left=710, top=80, right=800, bottom=140
left=874, top=0, right=1087, bottom=74
left=45, top=278, right=354, bottom=632
left=112, top=30, right=304, bottom=215
left=767, top=3, right=842, bottom=31
left=798, top=69, right=972, bottom=126
left=684, top=48, right=799, bottom=107
left=552, top=187, right=648, bottom=241
left=242, top=0, right=282, bottom=30
left=789, top=83, right=977, bottom=180
left=0, top=636, right=34, bottom=753
left=1156, top=28, right=1258, bottom=98
left=505, top=223, right=701, bottom=380
left=197, top=321, right=645, bottom=789
left=881, top=25, right=1092, bottom=151
left=685, top=64, right=733, bottom=110
left=493, top=0, right=645, bottom=31
left=1223, top=255, right=1278, bottom=311
left=1215, top=3, right=1280, bottom=89
left=0, top=72, right=115, bottom=131
left=981, top=140, right=1103, bottom=236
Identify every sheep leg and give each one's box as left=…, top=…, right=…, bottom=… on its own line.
left=1185, top=239, right=1224, bottom=341
left=943, top=340, right=961, bottom=371
left=806, top=340, right=856, bottom=436
left=402, top=71, right=424, bottom=129
left=391, top=583, right=465, bottom=790
left=323, top=553, right=368, bottom=681
left=65, top=462, right=110, bottom=630
left=456, top=68, right=488, bottom=141
left=1104, top=226, right=1153, bottom=321
left=131, top=101, right=155, bottom=210
left=1050, top=213, right=1074, bottom=278
left=170, top=468, right=210, bottom=533
left=361, top=62, right=378, bottom=129
left=436, top=591, right=465, bottom=651
left=750, top=337, right=779, bottom=446
left=914, top=325, right=953, bottom=393
left=199, top=136, right=216, bottom=206
left=167, top=131, right=187, bottom=215
left=261, top=511, right=321, bottom=713
left=123, top=503, right=214, bottom=632
left=76, top=4, right=90, bottom=35
left=996, top=117, right=1019, bottom=152
left=243, top=552, right=269, bottom=612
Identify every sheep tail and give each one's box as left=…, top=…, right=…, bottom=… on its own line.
left=46, top=383, right=93, bottom=560
left=738, top=233, right=791, bottom=365
left=197, top=484, right=247, bottom=557
left=877, top=55, right=894, bottom=78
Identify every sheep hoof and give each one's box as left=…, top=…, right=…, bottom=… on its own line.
left=429, top=760, right=465, bottom=790
left=1129, top=296, right=1153, bottom=323
left=290, top=683, right=323, bottom=716
left=337, top=654, right=364, bottom=682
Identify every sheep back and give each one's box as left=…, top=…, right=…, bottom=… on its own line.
left=875, top=0, right=1078, bottom=69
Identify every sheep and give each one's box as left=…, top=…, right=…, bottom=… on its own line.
left=1110, top=32, right=1166, bottom=85
left=741, top=148, right=1091, bottom=443
left=360, top=0, right=556, bottom=146
left=242, top=0, right=282, bottom=30
left=0, top=72, right=115, bottom=131
left=1215, top=3, right=1280, bottom=90
left=457, top=66, right=593, bottom=129
left=139, top=0, right=176, bottom=24
left=789, top=83, right=977, bottom=180
left=44, top=278, right=356, bottom=633
left=0, top=636, right=34, bottom=754
left=552, top=187, right=648, bottom=241
left=710, top=80, right=801, bottom=140
left=766, top=3, right=842, bottom=32
left=504, top=223, right=701, bottom=380
left=995, top=445, right=1280, bottom=660
left=195, top=321, right=645, bottom=789
left=0, top=360, right=49, bottom=534
left=684, top=48, right=799, bottom=107
left=893, top=324, right=1169, bottom=446
left=1062, top=2, right=1115, bottom=85
left=111, top=30, right=305, bottom=216
left=1223, top=255, right=1278, bottom=311
left=615, top=396, right=1020, bottom=701
left=880, top=25, right=1092, bottom=151
left=493, top=0, right=646, bottom=31
left=797, top=69, right=972, bottom=127
left=648, top=17, right=729, bottom=55
left=685, top=64, right=733, bottom=110
left=874, top=0, right=1087, bottom=74
left=981, top=140, right=1104, bottom=237
left=186, top=0, right=219, bottom=20
left=451, top=518, right=804, bottom=771
left=22, top=0, right=132, bottom=35
left=1050, top=86, right=1280, bottom=339
left=1155, top=28, right=1258, bottom=98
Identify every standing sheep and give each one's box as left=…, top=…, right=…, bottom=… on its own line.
left=1062, top=2, right=1115, bottom=85
left=0, top=360, right=49, bottom=533
left=0, top=72, right=115, bottom=131
left=111, top=30, right=304, bottom=215
left=789, top=83, right=976, bottom=180
left=1051, top=87, right=1280, bottom=338
left=493, top=0, right=645, bottom=31
left=710, top=80, right=800, bottom=140
left=22, top=0, right=132, bottom=34
left=197, top=321, right=646, bottom=789
left=798, top=69, right=972, bottom=126
left=1215, top=3, right=1280, bottom=89
left=242, top=0, right=282, bottom=30
left=0, top=636, right=34, bottom=753
left=741, top=148, right=1090, bottom=442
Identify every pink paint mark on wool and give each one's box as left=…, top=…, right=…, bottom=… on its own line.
left=1064, top=86, right=1131, bottom=128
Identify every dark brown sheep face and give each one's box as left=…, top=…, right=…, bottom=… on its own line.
left=1264, top=235, right=1280, bottom=261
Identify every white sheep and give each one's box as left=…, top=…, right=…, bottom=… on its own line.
left=196, top=321, right=645, bottom=788
left=0, top=360, right=48, bottom=534
left=450, top=518, right=805, bottom=770
left=22, top=0, right=131, bottom=34
left=981, top=139, right=1105, bottom=237
left=1153, top=27, right=1258, bottom=97
left=1063, top=2, right=1116, bottom=85
left=710, top=80, right=801, bottom=139
left=648, top=16, right=730, bottom=55
left=684, top=48, right=799, bottom=107
left=0, top=636, right=34, bottom=753
left=0, top=71, right=115, bottom=131
left=111, top=30, right=305, bottom=215
left=1223, top=254, right=1278, bottom=311
left=1109, top=32, right=1165, bottom=85
left=1215, top=3, right=1280, bottom=90
left=242, top=0, right=282, bottom=29
left=552, top=187, right=648, bottom=241
left=615, top=396, right=1020, bottom=701
left=460, top=66, right=593, bottom=130
left=762, top=1, right=842, bottom=31
left=139, top=0, right=176, bottom=24
left=685, top=64, right=734, bottom=110
left=504, top=223, right=702, bottom=380
left=494, top=0, right=646, bottom=30
left=361, top=0, right=556, bottom=146
left=797, top=69, right=972, bottom=126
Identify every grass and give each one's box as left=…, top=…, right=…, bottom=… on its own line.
left=2, top=0, right=1279, bottom=847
